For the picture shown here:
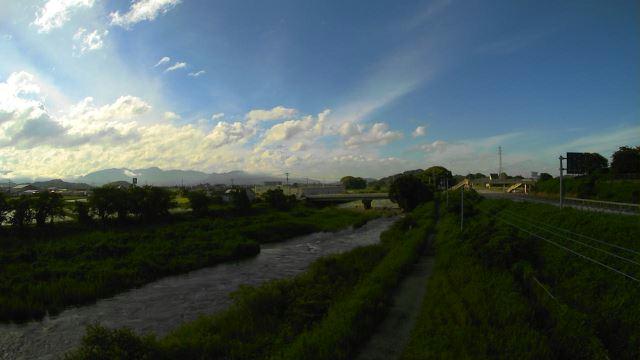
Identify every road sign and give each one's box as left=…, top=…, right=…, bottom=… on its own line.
left=132, top=177, right=138, bottom=185
left=566, top=152, right=589, bottom=175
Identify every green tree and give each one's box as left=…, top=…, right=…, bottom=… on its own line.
left=231, top=188, right=251, bottom=214
left=263, top=188, right=295, bottom=210
left=34, top=191, right=65, bottom=227
left=10, top=195, right=33, bottom=229
left=419, top=166, right=453, bottom=187
left=583, top=152, right=608, bottom=175
left=538, top=173, right=553, bottom=181
left=186, top=190, right=211, bottom=217
left=340, top=176, right=367, bottom=190
left=74, top=201, right=92, bottom=225
left=126, top=186, right=174, bottom=221
left=88, top=187, right=118, bottom=224
left=0, top=192, right=10, bottom=226
left=389, top=174, right=433, bottom=211
left=611, top=146, right=640, bottom=175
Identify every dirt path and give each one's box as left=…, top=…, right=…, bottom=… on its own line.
left=355, top=236, right=435, bottom=360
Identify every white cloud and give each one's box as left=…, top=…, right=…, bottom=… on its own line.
left=0, top=72, right=138, bottom=149
left=65, top=95, right=151, bottom=124
left=188, top=70, right=206, bottom=77
left=206, top=121, right=256, bottom=148
left=211, top=112, right=225, bottom=120
left=246, top=106, right=297, bottom=123
left=261, top=117, right=314, bottom=146
left=110, top=0, right=182, bottom=28
left=73, top=28, right=108, bottom=55
left=32, top=0, right=95, bottom=33
left=163, top=111, right=180, bottom=121
left=341, top=122, right=403, bottom=148
left=412, top=125, right=427, bottom=137
left=165, top=62, right=187, bottom=72
left=290, top=142, right=307, bottom=152
left=154, top=56, right=170, bottom=67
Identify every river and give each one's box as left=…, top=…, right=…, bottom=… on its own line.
left=0, top=216, right=397, bottom=360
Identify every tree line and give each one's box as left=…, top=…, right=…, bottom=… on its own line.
left=0, top=185, right=175, bottom=229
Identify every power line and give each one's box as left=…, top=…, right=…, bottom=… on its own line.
left=499, top=211, right=640, bottom=267
left=501, top=209, right=640, bottom=257
left=494, top=215, right=640, bottom=283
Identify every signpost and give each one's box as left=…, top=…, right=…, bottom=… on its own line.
left=559, top=152, right=590, bottom=208
left=566, top=152, right=589, bottom=175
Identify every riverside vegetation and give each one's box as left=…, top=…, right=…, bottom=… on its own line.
left=402, top=192, right=640, bottom=359
left=0, top=186, right=382, bottom=323
left=64, top=203, right=436, bottom=359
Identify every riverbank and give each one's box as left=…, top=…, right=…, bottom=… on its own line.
left=63, top=203, right=435, bottom=359
left=0, top=205, right=383, bottom=323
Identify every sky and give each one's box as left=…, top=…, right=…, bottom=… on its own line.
left=0, top=0, right=638, bottom=181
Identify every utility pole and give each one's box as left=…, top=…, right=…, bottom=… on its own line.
left=559, top=155, right=565, bottom=208
left=285, top=172, right=289, bottom=195
left=498, top=146, right=502, bottom=176
left=446, top=178, right=449, bottom=207
left=460, top=188, right=464, bottom=231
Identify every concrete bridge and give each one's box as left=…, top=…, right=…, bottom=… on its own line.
left=303, top=193, right=390, bottom=209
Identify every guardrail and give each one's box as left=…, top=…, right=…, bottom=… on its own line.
left=564, top=197, right=640, bottom=214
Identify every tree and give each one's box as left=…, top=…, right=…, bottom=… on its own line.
left=263, top=188, right=295, bottom=210
left=136, top=186, right=174, bottom=220
left=340, top=176, right=367, bottom=190
left=583, top=152, right=608, bottom=175
left=89, top=187, right=118, bottom=224
left=231, top=188, right=251, bottom=214
left=538, top=173, right=553, bottom=181
left=388, top=175, right=433, bottom=212
left=611, top=146, right=640, bottom=175
left=0, top=192, right=10, bottom=226
left=10, top=195, right=33, bottom=229
left=186, top=190, right=211, bottom=217
left=34, top=191, right=64, bottom=226
left=419, top=166, right=453, bottom=188
left=74, top=201, right=92, bottom=225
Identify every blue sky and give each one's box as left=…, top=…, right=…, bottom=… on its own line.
left=0, top=0, right=638, bottom=180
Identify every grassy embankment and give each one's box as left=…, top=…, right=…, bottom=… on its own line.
left=0, top=205, right=381, bottom=323
left=65, top=203, right=436, bottom=359
left=402, top=195, right=640, bottom=359
left=534, top=176, right=640, bottom=203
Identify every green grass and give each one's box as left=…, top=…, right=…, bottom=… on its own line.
left=534, top=177, right=640, bottom=203
left=0, top=205, right=382, bottom=323
left=402, top=195, right=639, bottom=359
left=401, top=214, right=553, bottom=359
left=65, top=203, right=435, bottom=360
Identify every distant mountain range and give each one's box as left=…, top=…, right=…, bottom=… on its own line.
left=1, top=167, right=327, bottom=188
left=70, top=167, right=317, bottom=186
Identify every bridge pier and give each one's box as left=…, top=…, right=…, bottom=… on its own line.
left=362, top=199, right=372, bottom=210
